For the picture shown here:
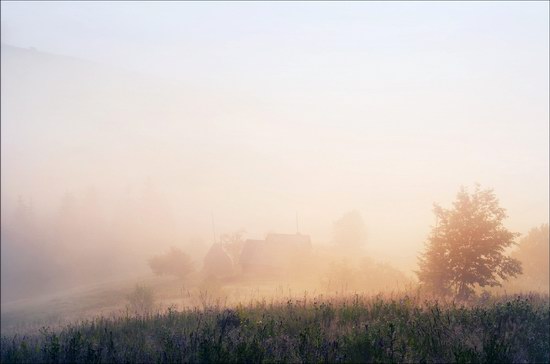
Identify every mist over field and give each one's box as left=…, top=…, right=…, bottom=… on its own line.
left=1, top=2, right=549, bottom=362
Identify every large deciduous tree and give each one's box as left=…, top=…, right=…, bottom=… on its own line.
left=417, top=185, right=522, bottom=299
left=331, top=210, right=367, bottom=251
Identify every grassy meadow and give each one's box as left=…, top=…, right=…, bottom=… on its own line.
left=1, top=292, right=548, bottom=364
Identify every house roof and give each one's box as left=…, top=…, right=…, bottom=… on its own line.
left=265, top=233, right=311, bottom=246
left=203, top=243, right=233, bottom=276
left=239, top=233, right=312, bottom=270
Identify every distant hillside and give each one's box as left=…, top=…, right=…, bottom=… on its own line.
left=0, top=44, right=218, bottom=303
left=0, top=44, right=293, bottom=304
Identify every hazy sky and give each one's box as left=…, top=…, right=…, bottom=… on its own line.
left=1, top=1, right=548, bottom=268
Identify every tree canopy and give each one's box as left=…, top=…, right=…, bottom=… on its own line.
left=220, top=230, right=246, bottom=265
left=511, top=224, right=549, bottom=290
left=331, top=210, right=367, bottom=251
left=417, top=185, right=522, bottom=299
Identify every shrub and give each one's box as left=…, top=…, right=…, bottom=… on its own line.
left=126, top=285, right=155, bottom=316
left=148, top=246, right=194, bottom=280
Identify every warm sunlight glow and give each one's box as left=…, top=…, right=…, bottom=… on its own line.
left=1, top=3, right=548, bottom=362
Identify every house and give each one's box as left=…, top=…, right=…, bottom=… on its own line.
left=202, top=243, right=234, bottom=278
left=239, top=233, right=312, bottom=276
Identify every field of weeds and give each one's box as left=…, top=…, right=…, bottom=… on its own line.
left=1, top=293, right=548, bottom=363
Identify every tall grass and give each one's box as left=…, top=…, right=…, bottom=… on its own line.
left=1, top=293, right=548, bottom=363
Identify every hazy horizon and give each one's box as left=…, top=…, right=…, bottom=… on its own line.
left=1, top=1, right=548, bottom=301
